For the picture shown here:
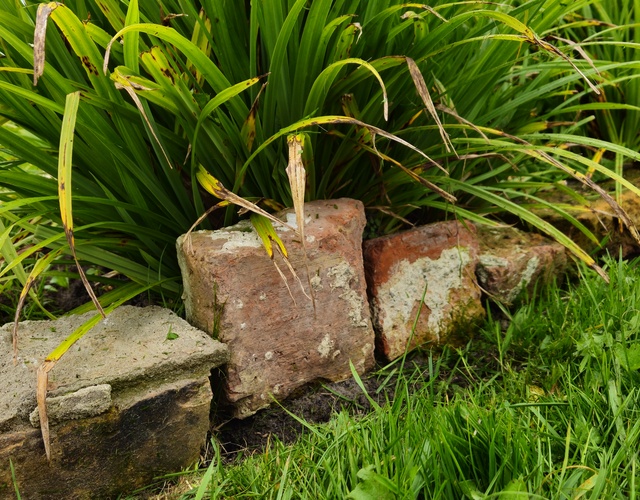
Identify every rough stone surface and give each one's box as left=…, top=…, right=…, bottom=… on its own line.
left=0, top=306, right=229, bottom=500
left=363, top=221, right=485, bottom=361
left=177, top=199, right=375, bottom=418
left=28, top=384, right=112, bottom=427
left=476, top=225, right=568, bottom=305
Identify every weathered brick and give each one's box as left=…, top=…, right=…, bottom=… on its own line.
left=364, top=221, right=485, bottom=361
left=177, top=199, right=375, bottom=418
left=476, top=225, right=567, bottom=306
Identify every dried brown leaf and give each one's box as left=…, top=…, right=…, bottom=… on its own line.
left=406, top=57, right=454, bottom=153
left=66, top=227, right=106, bottom=319
left=286, top=135, right=306, bottom=245
left=285, top=135, right=315, bottom=310
left=549, top=35, right=600, bottom=77
left=242, top=82, right=267, bottom=152
left=37, top=360, right=56, bottom=461
left=436, top=103, right=490, bottom=141
left=33, top=2, right=58, bottom=86
left=527, top=35, right=601, bottom=95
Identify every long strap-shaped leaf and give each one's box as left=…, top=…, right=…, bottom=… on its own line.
left=59, top=91, right=106, bottom=319
left=12, top=248, right=64, bottom=365
left=36, top=280, right=163, bottom=461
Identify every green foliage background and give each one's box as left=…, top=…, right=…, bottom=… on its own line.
left=1, top=0, right=639, bottom=308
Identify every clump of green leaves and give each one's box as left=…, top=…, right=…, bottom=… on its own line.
left=2, top=0, right=640, bottom=306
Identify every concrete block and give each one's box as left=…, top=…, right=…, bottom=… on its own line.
left=0, top=306, right=228, bottom=499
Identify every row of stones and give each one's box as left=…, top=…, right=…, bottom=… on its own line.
left=0, top=198, right=565, bottom=498
left=178, top=198, right=566, bottom=419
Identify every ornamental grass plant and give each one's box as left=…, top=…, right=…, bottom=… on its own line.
left=1, top=0, right=639, bottom=494
left=4, top=0, right=640, bottom=459
left=2, top=0, right=640, bottom=310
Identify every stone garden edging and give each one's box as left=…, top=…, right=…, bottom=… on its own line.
left=1, top=306, right=228, bottom=499
left=1, top=198, right=567, bottom=498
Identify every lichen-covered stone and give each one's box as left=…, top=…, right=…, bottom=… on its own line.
left=177, top=199, right=375, bottom=418
left=0, top=306, right=228, bottom=499
left=476, top=225, right=567, bottom=305
left=363, top=221, right=485, bottom=361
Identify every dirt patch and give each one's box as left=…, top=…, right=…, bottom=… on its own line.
left=211, top=374, right=392, bottom=458
left=209, top=341, right=502, bottom=461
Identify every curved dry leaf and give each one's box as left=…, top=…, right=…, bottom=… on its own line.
left=196, top=166, right=298, bottom=233
left=526, top=34, right=601, bottom=95
left=286, top=135, right=306, bottom=245
left=285, top=135, right=315, bottom=309
left=111, top=71, right=173, bottom=169
left=33, top=2, right=59, bottom=86
left=421, top=5, right=448, bottom=22
left=37, top=360, right=56, bottom=461
left=549, top=35, right=600, bottom=77
left=436, top=103, right=490, bottom=141
left=406, top=57, right=454, bottom=153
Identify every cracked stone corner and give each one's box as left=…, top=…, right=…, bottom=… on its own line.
left=29, top=384, right=112, bottom=427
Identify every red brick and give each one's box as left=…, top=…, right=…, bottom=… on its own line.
left=177, top=199, right=375, bottom=418
left=364, top=221, right=484, bottom=361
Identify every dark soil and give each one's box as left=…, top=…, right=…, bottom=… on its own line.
left=210, top=373, right=394, bottom=459
left=209, top=340, right=503, bottom=462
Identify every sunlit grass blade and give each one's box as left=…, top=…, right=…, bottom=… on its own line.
left=58, top=91, right=106, bottom=317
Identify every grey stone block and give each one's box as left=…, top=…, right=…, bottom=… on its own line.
left=0, top=306, right=228, bottom=499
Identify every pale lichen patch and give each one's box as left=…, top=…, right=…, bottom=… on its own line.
left=505, top=255, right=540, bottom=303
left=317, top=334, right=334, bottom=358
left=310, top=275, right=323, bottom=291
left=377, top=247, right=472, bottom=340
left=327, top=262, right=368, bottom=327
left=201, top=223, right=263, bottom=252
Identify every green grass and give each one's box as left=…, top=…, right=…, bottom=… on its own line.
left=134, top=257, right=640, bottom=499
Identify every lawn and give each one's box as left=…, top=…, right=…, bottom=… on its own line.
left=127, top=257, right=640, bottom=499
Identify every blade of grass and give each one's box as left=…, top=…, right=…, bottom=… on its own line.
left=58, top=91, right=105, bottom=318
